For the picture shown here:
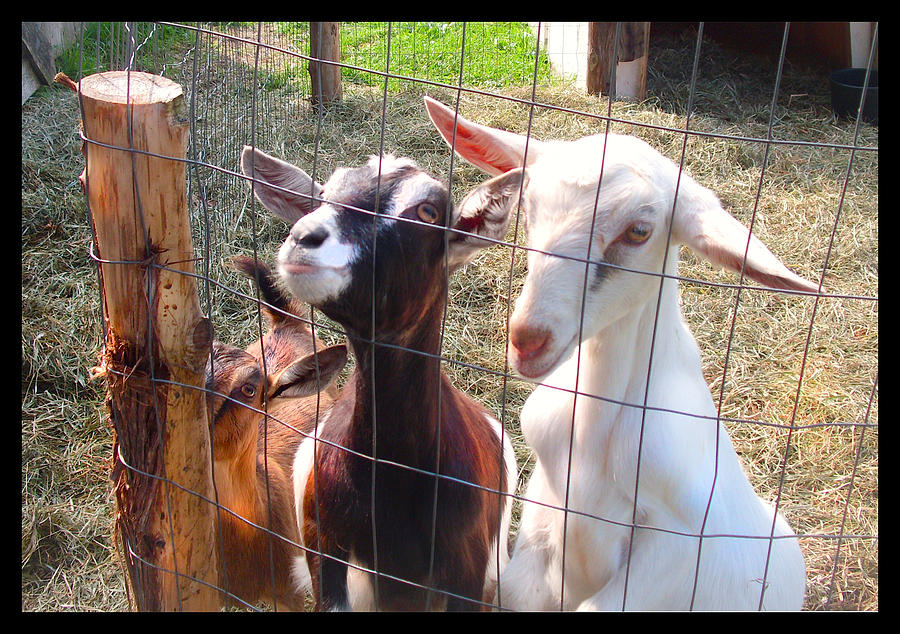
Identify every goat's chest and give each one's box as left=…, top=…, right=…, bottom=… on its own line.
left=521, top=383, right=636, bottom=491
left=520, top=382, right=575, bottom=480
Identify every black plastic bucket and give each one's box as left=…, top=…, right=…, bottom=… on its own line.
left=829, top=68, right=878, bottom=125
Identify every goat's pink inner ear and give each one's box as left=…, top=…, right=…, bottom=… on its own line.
left=454, top=210, right=486, bottom=235
left=446, top=123, right=523, bottom=175
left=460, top=139, right=523, bottom=175
left=425, top=96, right=528, bottom=176
left=441, top=119, right=526, bottom=175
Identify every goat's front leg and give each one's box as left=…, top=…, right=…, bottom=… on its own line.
left=574, top=526, right=696, bottom=611
left=443, top=558, right=492, bottom=611
left=305, top=544, right=351, bottom=611
left=498, top=467, right=568, bottom=611
left=302, top=510, right=352, bottom=612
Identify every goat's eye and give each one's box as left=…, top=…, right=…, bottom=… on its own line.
left=624, top=222, right=652, bottom=244
left=416, top=203, right=440, bottom=224
left=240, top=383, right=257, bottom=398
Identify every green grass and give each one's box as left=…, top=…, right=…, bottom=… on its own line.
left=274, top=22, right=555, bottom=90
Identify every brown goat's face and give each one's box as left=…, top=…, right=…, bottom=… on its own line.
left=205, top=339, right=349, bottom=458
left=206, top=342, right=267, bottom=458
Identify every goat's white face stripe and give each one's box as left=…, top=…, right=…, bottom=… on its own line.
left=295, top=205, right=356, bottom=267
left=367, top=153, right=416, bottom=179
left=384, top=171, right=445, bottom=218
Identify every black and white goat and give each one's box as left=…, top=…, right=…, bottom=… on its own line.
left=240, top=146, right=521, bottom=611
left=425, top=97, right=810, bottom=610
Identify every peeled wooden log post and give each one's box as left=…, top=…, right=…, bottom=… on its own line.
left=79, top=71, right=219, bottom=611
left=309, top=21, right=342, bottom=106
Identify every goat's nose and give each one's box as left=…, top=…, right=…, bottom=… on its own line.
left=292, top=225, right=328, bottom=248
left=509, top=323, right=551, bottom=360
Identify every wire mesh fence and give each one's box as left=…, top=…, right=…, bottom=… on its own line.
left=22, top=21, right=877, bottom=611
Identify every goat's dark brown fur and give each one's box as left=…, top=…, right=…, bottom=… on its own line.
left=301, top=336, right=507, bottom=611
left=239, top=149, right=521, bottom=611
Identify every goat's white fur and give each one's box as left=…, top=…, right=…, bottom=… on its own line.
left=278, top=204, right=355, bottom=303
left=425, top=97, right=810, bottom=611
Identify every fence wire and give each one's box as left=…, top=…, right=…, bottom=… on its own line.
left=70, top=21, right=877, bottom=611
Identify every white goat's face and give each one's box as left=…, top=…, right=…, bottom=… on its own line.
left=508, top=144, right=676, bottom=378
left=423, top=96, right=818, bottom=381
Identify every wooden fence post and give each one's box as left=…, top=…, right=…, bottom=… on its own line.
left=309, top=22, right=342, bottom=106
left=79, top=71, right=220, bottom=611
left=587, top=22, right=651, bottom=101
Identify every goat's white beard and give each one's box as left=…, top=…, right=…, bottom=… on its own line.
left=278, top=258, right=349, bottom=306
left=276, top=237, right=354, bottom=307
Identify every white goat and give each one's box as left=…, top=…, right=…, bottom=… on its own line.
left=425, top=96, right=811, bottom=611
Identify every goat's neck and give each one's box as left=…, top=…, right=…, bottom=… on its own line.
left=345, top=300, right=447, bottom=463
left=575, top=268, right=700, bottom=419
left=214, top=435, right=261, bottom=514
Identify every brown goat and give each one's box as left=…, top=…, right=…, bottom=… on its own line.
left=206, top=257, right=347, bottom=611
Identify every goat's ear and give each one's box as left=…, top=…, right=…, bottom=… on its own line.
left=673, top=185, right=820, bottom=293
left=448, top=168, right=526, bottom=270
left=240, top=146, right=324, bottom=224
left=424, top=96, right=541, bottom=176
left=268, top=344, right=348, bottom=399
